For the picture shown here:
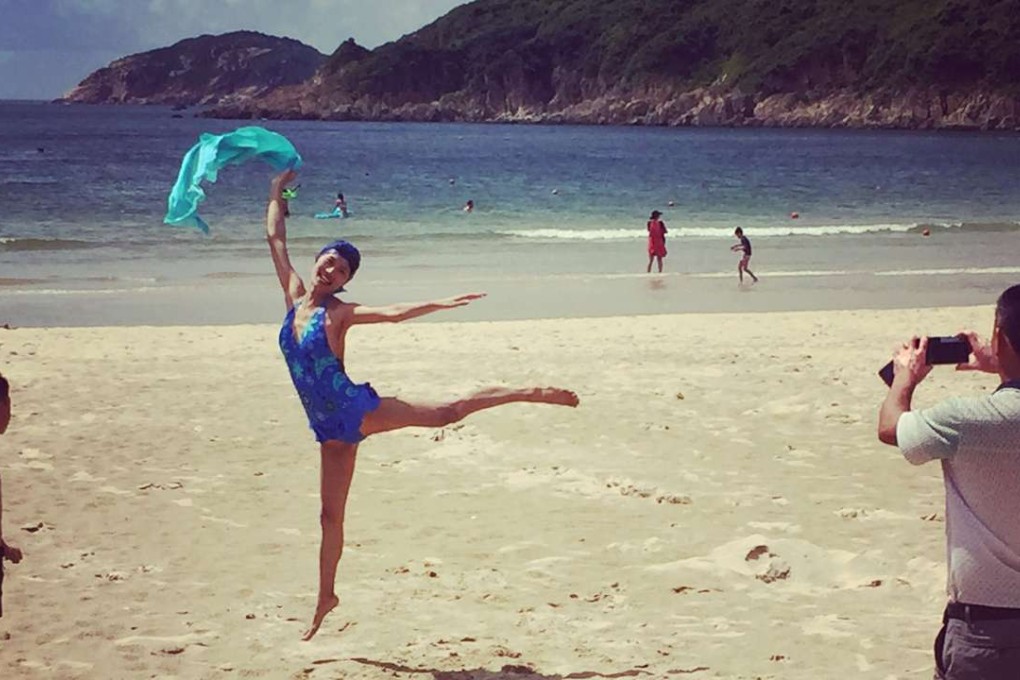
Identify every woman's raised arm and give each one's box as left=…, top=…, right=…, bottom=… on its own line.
left=266, top=170, right=306, bottom=309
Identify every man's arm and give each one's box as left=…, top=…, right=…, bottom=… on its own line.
left=0, top=473, right=21, bottom=563
left=349, top=293, right=485, bottom=325
left=877, top=336, right=931, bottom=446
left=878, top=335, right=975, bottom=465
left=878, top=382, right=918, bottom=445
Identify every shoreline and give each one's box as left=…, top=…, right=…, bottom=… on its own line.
left=15, top=98, right=1020, bottom=135
left=0, top=266, right=1016, bottom=328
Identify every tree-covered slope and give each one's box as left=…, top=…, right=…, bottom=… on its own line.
left=321, top=0, right=1020, bottom=101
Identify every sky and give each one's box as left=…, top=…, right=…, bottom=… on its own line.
left=0, top=0, right=469, bottom=100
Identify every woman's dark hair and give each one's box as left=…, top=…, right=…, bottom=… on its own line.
left=996, top=284, right=1020, bottom=351
left=337, top=192, right=344, bottom=200
left=0, top=373, right=8, bottom=403
left=734, top=227, right=744, bottom=236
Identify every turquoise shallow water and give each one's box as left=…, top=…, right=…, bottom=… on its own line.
left=0, top=101, right=1018, bottom=326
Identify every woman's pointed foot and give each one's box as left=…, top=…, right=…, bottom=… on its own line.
left=302, top=594, right=340, bottom=641
left=534, top=388, right=580, bottom=407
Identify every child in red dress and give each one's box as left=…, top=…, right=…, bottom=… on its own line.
left=646, top=210, right=668, bottom=273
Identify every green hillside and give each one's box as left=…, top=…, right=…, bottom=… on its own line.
left=322, top=0, right=1020, bottom=99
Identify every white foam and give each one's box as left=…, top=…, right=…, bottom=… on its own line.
left=501, top=228, right=641, bottom=241
left=681, top=223, right=917, bottom=238
left=499, top=223, right=920, bottom=241
left=874, top=266, right=1020, bottom=276
left=691, top=270, right=855, bottom=279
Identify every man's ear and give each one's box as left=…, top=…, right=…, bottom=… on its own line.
left=993, top=323, right=1017, bottom=361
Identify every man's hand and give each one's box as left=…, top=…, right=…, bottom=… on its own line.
left=0, top=540, right=22, bottom=564
left=892, top=336, right=933, bottom=388
left=956, top=330, right=999, bottom=374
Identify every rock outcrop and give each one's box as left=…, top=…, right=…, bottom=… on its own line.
left=206, top=83, right=1020, bottom=131
left=59, top=31, right=326, bottom=107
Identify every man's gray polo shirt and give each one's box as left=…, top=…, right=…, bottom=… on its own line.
left=897, top=382, right=1020, bottom=607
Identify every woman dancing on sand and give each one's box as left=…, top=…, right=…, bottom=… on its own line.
left=265, top=170, right=578, bottom=640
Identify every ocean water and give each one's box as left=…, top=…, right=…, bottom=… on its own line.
left=1, top=100, right=1018, bottom=326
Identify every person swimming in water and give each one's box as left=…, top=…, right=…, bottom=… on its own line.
left=266, top=170, right=579, bottom=641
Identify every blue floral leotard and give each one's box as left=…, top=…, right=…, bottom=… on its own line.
left=279, top=304, right=380, bottom=443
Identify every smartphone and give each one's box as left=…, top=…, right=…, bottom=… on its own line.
left=878, top=336, right=971, bottom=386
left=926, top=336, right=972, bottom=365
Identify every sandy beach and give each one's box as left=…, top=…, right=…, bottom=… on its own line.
left=0, top=304, right=999, bottom=679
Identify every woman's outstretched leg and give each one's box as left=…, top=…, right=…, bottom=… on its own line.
left=360, top=387, right=578, bottom=437
left=303, top=440, right=358, bottom=641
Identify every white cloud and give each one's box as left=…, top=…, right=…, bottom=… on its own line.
left=63, top=0, right=470, bottom=52
left=0, top=0, right=470, bottom=97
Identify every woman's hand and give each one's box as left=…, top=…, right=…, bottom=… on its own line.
left=438, top=293, right=486, bottom=309
left=270, top=169, right=298, bottom=200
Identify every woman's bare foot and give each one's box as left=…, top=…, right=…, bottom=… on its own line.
left=302, top=594, right=340, bottom=641
left=533, top=388, right=580, bottom=407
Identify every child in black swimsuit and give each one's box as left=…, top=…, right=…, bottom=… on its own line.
left=731, top=227, right=758, bottom=284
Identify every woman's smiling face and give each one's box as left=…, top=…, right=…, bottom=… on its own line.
left=312, top=249, right=351, bottom=292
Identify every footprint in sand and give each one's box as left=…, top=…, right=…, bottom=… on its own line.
left=70, top=470, right=104, bottom=483
left=138, top=481, right=184, bottom=491
left=202, top=515, right=247, bottom=529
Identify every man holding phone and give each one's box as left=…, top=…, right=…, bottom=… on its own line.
left=877, top=284, right=1020, bottom=679
left=1, top=372, right=24, bottom=618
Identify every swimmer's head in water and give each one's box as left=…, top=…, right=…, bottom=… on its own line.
left=315, top=240, right=361, bottom=292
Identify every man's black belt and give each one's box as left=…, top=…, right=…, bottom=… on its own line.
left=945, top=602, right=1020, bottom=622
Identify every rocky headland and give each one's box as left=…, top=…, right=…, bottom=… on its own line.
left=58, top=31, right=325, bottom=107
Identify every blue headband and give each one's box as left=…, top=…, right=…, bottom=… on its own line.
left=317, top=240, right=361, bottom=291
